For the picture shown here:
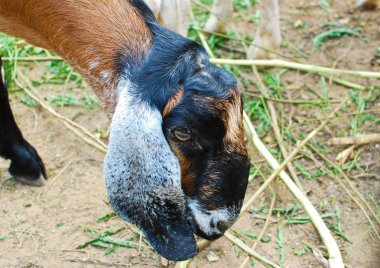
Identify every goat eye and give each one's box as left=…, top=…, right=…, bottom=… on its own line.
left=174, top=130, right=191, bottom=141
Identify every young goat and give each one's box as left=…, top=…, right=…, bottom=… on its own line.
left=149, top=0, right=379, bottom=59
left=0, top=0, right=249, bottom=261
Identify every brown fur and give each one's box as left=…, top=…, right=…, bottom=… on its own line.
left=196, top=91, right=245, bottom=153
left=165, top=90, right=245, bottom=197
left=168, top=140, right=194, bottom=195
left=222, top=91, right=245, bottom=150
left=0, top=0, right=153, bottom=116
left=162, top=87, right=184, bottom=117
left=199, top=186, right=217, bottom=207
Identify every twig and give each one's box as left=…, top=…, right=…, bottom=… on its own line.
left=239, top=192, right=277, bottom=268
left=313, top=249, right=330, bottom=268
left=242, top=91, right=341, bottom=105
left=241, top=100, right=346, bottom=213
left=242, top=100, right=346, bottom=267
left=64, top=258, right=133, bottom=267
left=196, top=20, right=345, bottom=268
left=14, top=73, right=107, bottom=153
left=224, top=231, right=281, bottom=268
left=0, top=177, right=13, bottom=193
left=251, top=66, right=304, bottom=191
left=37, top=158, right=89, bottom=202
left=320, top=74, right=365, bottom=91
left=300, top=108, right=380, bottom=123
left=196, top=239, right=210, bottom=250
left=330, top=133, right=380, bottom=146
left=336, top=145, right=357, bottom=165
left=13, top=51, right=366, bottom=96
left=61, top=68, right=73, bottom=108
left=32, top=109, right=39, bottom=132
left=190, top=26, right=301, bottom=63
left=309, top=145, right=380, bottom=228
left=174, top=260, right=190, bottom=268
left=328, top=40, right=354, bottom=86
left=303, top=148, right=380, bottom=240
left=2, top=56, right=63, bottom=62
left=210, top=59, right=380, bottom=78
left=344, top=225, right=372, bottom=259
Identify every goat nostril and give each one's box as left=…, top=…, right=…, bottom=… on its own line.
left=216, top=221, right=230, bottom=232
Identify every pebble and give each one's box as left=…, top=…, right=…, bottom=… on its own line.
left=294, top=19, right=304, bottom=28
left=206, top=251, right=220, bottom=262
left=160, top=257, right=169, bottom=267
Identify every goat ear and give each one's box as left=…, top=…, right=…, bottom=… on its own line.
left=104, top=88, right=197, bottom=261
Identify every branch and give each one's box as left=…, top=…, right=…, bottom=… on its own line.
left=330, top=133, right=380, bottom=145
left=224, top=231, right=281, bottom=268
left=210, top=58, right=380, bottom=78
left=242, top=105, right=345, bottom=268
left=15, top=72, right=107, bottom=153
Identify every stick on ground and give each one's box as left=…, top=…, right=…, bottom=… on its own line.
left=330, top=133, right=380, bottom=146
left=210, top=58, right=380, bottom=78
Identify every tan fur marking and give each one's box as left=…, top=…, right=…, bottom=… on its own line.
left=168, top=140, right=194, bottom=195
left=163, top=88, right=184, bottom=117
left=199, top=186, right=216, bottom=201
left=0, top=0, right=153, bottom=116
left=192, top=91, right=245, bottom=153
left=223, top=91, right=244, bottom=148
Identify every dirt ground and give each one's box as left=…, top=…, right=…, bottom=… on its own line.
left=1, top=1, right=379, bottom=267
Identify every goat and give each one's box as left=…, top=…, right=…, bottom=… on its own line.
left=0, top=0, right=249, bottom=261
left=149, top=0, right=379, bottom=59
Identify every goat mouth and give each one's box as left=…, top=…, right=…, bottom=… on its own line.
left=187, top=213, right=224, bottom=241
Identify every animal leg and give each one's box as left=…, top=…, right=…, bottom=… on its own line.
left=248, top=0, right=281, bottom=59
left=0, top=59, right=46, bottom=186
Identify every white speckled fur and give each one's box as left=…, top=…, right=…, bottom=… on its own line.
left=188, top=199, right=238, bottom=236
left=104, top=78, right=186, bottom=225
left=88, top=61, right=99, bottom=70
left=100, top=70, right=111, bottom=80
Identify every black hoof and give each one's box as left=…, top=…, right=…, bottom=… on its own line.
left=8, top=140, right=47, bottom=186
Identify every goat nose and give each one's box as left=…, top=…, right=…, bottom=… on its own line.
left=216, top=220, right=230, bottom=233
